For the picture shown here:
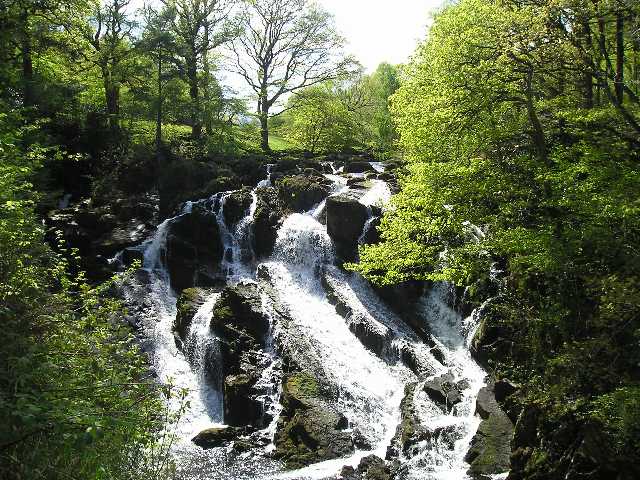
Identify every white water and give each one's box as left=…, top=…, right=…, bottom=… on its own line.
left=121, top=165, right=490, bottom=480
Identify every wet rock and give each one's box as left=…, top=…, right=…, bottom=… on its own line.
left=277, top=175, right=329, bottom=212
left=192, top=426, right=246, bottom=449
left=326, top=192, right=369, bottom=262
left=274, top=371, right=354, bottom=469
left=358, top=455, right=392, bottom=480
left=210, top=283, right=272, bottom=428
left=360, top=216, right=381, bottom=245
left=253, top=187, right=284, bottom=258
left=344, top=161, right=375, bottom=173
left=387, top=383, right=430, bottom=458
left=223, top=188, right=253, bottom=227
left=165, top=205, right=223, bottom=292
left=465, top=380, right=514, bottom=477
left=423, top=372, right=464, bottom=412
left=173, top=287, right=209, bottom=340
left=224, top=373, right=263, bottom=427
left=470, top=299, right=513, bottom=369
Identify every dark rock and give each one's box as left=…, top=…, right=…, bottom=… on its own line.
left=325, top=192, right=369, bottom=262
left=277, top=175, right=329, bottom=212
left=361, top=216, right=381, bottom=245
left=121, top=246, right=144, bottom=266
left=358, top=455, right=391, bottom=480
left=224, top=373, right=263, bottom=427
left=173, top=288, right=209, bottom=340
left=253, top=187, right=284, bottom=258
left=465, top=381, right=514, bottom=477
left=387, top=383, right=430, bottom=459
left=494, top=378, right=519, bottom=404
left=274, top=371, right=354, bottom=469
left=209, top=283, right=272, bottom=428
left=344, top=162, right=375, bottom=173
left=192, top=426, right=245, bottom=449
left=423, top=372, right=464, bottom=412
left=223, top=189, right=253, bottom=227
left=470, top=299, right=513, bottom=369
left=165, top=205, right=223, bottom=292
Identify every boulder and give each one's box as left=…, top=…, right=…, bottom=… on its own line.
left=277, top=175, right=329, bottom=212
left=191, top=426, right=246, bottom=449
left=387, top=383, right=430, bottom=459
left=173, top=287, right=209, bottom=340
left=470, top=309, right=511, bottom=370
left=223, top=189, right=253, bottom=227
left=340, top=455, right=392, bottom=480
left=465, top=381, right=514, bottom=478
left=209, top=283, right=272, bottom=428
left=165, top=205, right=223, bottom=292
left=423, top=372, right=464, bottom=412
left=274, top=371, right=354, bottom=469
left=344, top=161, right=375, bottom=174
left=253, top=187, right=284, bottom=258
left=325, top=192, right=369, bottom=262
left=224, top=373, right=263, bottom=427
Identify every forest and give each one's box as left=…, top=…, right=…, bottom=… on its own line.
left=1, top=0, right=639, bottom=480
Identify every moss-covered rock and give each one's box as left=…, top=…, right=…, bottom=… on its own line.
left=253, top=187, right=284, bottom=258
left=165, top=204, right=223, bottom=292
left=223, top=188, right=253, bottom=227
left=173, top=287, right=209, bottom=340
left=274, top=371, right=354, bottom=469
left=325, top=192, right=369, bottom=262
left=465, top=381, right=514, bottom=478
left=277, top=175, right=329, bottom=212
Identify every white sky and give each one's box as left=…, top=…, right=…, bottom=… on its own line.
left=317, top=0, right=442, bottom=71
left=130, top=0, right=443, bottom=96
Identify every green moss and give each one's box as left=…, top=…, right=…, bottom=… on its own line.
left=286, top=372, right=320, bottom=401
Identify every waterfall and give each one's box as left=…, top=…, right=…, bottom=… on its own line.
left=117, top=163, right=492, bottom=480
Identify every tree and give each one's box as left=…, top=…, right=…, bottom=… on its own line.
left=231, top=0, right=358, bottom=152
left=139, top=4, right=179, bottom=153
left=58, top=0, right=137, bottom=130
left=161, top=0, right=237, bottom=139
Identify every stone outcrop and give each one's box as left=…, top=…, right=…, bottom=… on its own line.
left=222, top=188, right=253, bottom=227
left=344, top=161, right=375, bottom=174
left=423, top=372, right=465, bottom=413
left=253, top=187, right=284, bottom=258
left=340, top=455, right=392, bottom=480
left=277, top=175, right=329, bottom=212
left=209, top=283, right=272, bottom=428
left=325, top=192, right=369, bottom=262
left=274, top=371, right=354, bottom=469
left=465, top=380, right=514, bottom=478
left=165, top=205, right=223, bottom=292
left=173, top=287, right=209, bottom=340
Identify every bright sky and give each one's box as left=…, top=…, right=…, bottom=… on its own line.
left=317, top=0, right=442, bottom=71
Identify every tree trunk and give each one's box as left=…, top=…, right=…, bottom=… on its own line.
left=186, top=49, right=201, bottom=139
left=524, top=69, right=547, bottom=164
left=156, top=53, right=163, bottom=152
left=615, top=12, right=624, bottom=104
left=258, top=94, right=270, bottom=153
left=582, top=21, right=594, bottom=108
left=20, top=10, right=34, bottom=107
left=102, top=67, right=120, bottom=130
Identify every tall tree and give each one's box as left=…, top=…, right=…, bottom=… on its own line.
left=59, top=0, right=136, bottom=129
left=139, top=4, right=178, bottom=153
left=231, top=0, right=357, bottom=152
left=161, top=0, right=237, bottom=139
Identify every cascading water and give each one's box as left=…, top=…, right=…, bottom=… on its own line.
left=118, top=161, right=493, bottom=480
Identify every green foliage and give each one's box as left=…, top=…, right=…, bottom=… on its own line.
left=353, top=0, right=640, bottom=475
left=278, top=64, right=400, bottom=155
left=0, top=111, right=184, bottom=480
